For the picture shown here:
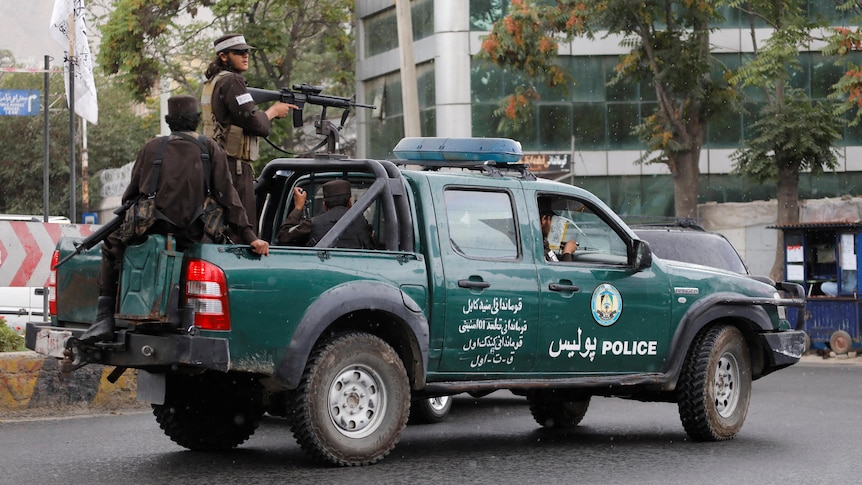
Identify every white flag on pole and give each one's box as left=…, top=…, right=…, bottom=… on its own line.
left=49, top=0, right=98, bottom=125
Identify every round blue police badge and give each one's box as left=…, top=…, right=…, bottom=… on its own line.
left=591, top=283, right=622, bottom=326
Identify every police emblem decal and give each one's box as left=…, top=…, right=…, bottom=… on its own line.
left=591, top=283, right=622, bottom=326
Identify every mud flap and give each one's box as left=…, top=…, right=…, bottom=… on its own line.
left=137, top=370, right=166, bottom=405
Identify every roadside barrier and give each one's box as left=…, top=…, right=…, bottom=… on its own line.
left=0, top=351, right=140, bottom=417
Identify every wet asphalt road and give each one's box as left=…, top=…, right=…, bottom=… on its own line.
left=0, top=359, right=859, bottom=484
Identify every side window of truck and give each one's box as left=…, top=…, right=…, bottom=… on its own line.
left=538, top=195, right=628, bottom=265
left=444, top=189, right=518, bottom=260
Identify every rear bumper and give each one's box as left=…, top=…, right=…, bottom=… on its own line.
left=26, top=322, right=229, bottom=372
left=759, top=330, right=806, bottom=376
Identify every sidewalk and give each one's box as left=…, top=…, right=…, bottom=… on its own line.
left=799, top=352, right=862, bottom=365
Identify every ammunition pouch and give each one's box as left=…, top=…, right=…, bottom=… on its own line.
left=116, top=198, right=176, bottom=243
left=201, top=196, right=231, bottom=244
left=222, top=124, right=259, bottom=161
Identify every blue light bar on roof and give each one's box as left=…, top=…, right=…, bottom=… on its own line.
left=393, top=137, right=523, bottom=164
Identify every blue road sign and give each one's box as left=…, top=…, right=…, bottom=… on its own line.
left=0, top=90, right=41, bottom=116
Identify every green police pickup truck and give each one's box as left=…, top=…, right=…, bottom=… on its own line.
left=27, top=137, right=805, bottom=466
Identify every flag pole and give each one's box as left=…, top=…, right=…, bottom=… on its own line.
left=43, top=55, right=50, bottom=223
left=68, top=10, right=76, bottom=222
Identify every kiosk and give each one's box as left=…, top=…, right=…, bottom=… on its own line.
left=772, top=223, right=862, bottom=353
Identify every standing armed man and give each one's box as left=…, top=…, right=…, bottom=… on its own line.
left=201, top=33, right=298, bottom=233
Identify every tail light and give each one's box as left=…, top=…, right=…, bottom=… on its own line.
left=185, top=259, right=230, bottom=331
left=48, top=250, right=58, bottom=316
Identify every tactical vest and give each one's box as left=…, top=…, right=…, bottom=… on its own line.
left=201, top=70, right=259, bottom=162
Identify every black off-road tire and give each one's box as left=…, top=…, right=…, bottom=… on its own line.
left=289, top=332, right=410, bottom=466
left=527, top=393, right=591, bottom=429
left=410, top=395, right=453, bottom=424
left=264, top=390, right=291, bottom=419
left=677, top=325, right=752, bottom=441
left=152, top=371, right=264, bottom=451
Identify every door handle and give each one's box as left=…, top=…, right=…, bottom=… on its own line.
left=459, top=279, right=491, bottom=289
left=549, top=283, right=579, bottom=292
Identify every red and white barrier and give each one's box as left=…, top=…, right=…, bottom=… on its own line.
left=0, top=222, right=98, bottom=287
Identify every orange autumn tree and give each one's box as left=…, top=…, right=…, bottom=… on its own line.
left=480, top=0, right=734, bottom=218
left=827, top=9, right=862, bottom=124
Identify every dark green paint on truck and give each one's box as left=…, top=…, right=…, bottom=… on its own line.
left=27, top=141, right=806, bottom=467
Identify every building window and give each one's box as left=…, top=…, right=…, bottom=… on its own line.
left=471, top=51, right=862, bottom=151
left=363, top=0, right=435, bottom=58
left=469, top=0, right=847, bottom=32
left=363, top=62, right=437, bottom=159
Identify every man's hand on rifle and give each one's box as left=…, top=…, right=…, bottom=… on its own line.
left=266, top=101, right=299, bottom=120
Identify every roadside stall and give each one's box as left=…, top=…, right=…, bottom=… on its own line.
left=772, top=222, right=862, bottom=354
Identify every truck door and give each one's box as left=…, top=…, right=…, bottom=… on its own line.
left=436, top=186, right=540, bottom=373
left=532, top=193, right=672, bottom=374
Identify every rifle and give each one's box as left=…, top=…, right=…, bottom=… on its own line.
left=248, top=84, right=376, bottom=153
left=247, top=83, right=376, bottom=128
left=53, top=198, right=137, bottom=269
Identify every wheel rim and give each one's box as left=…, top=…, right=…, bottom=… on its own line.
left=328, top=364, right=386, bottom=439
left=428, top=396, right=450, bottom=412
left=713, top=352, right=741, bottom=419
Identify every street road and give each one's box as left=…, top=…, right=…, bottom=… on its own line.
left=0, top=360, right=858, bottom=484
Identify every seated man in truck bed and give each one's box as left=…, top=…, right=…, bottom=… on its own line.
left=80, top=95, right=269, bottom=344
left=276, top=179, right=374, bottom=249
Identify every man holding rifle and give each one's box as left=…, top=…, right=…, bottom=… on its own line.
left=202, top=33, right=298, bottom=232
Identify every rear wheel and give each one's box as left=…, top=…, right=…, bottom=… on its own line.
left=290, top=332, right=410, bottom=466
left=152, top=371, right=264, bottom=451
left=527, top=392, right=591, bottom=429
left=410, top=395, right=453, bottom=424
left=677, top=325, right=751, bottom=441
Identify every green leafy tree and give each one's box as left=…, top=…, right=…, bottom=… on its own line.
left=726, top=0, right=843, bottom=280
left=480, top=0, right=733, bottom=218
left=0, top=59, right=154, bottom=217
left=95, top=0, right=355, bottom=164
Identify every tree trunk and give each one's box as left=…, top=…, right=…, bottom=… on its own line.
left=671, top=150, right=700, bottom=219
left=769, top=159, right=800, bottom=281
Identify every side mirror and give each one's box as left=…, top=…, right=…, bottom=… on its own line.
left=634, top=239, right=652, bottom=271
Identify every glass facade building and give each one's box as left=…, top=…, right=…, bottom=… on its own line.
left=355, top=0, right=862, bottom=217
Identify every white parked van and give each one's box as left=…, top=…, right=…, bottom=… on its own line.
left=0, top=214, right=69, bottom=335
left=0, top=214, right=71, bottom=223
left=0, top=287, right=47, bottom=336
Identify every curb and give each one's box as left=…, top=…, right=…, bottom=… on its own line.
left=0, top=351, right=141, bottom=418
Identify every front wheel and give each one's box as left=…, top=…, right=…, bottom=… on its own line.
left=290, top=332, right=410, bottom=466
left=677, top=325, right=752, bottom=441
